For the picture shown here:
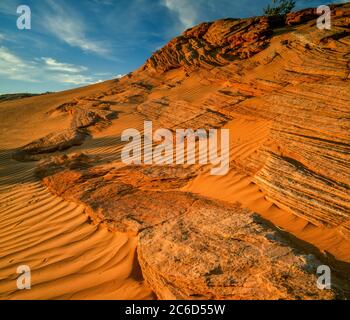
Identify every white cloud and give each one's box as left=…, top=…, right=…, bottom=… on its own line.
left=54, top=73, right=95, bottom=85
left=163, top=0, right=197, bottom=28
left=41, top=0, right=110, bottom=56
left=0, top=46, right=38, bottom=82
left=0, top=46, right=100, bottom=85
left=41, top=57, right=88, bottom=73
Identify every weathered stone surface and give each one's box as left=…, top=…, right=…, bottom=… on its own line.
left=53, top=99, right=118, bottom=130
left=41, top=163, right=198, bottom=234
left=13, top=98, right=118, bottom=161
left=41, top=161, right=344, bottom=299
left=137, top=3, right=350, bottom=233
left=285, top=8, right=319, bottom=26
left=143, top=17, right=272, bottom=72
left=12, top=129, right=88, bottom=161
left=286, top=4, right=349, bottom=26
left=138, top=200, right=337, bottom=300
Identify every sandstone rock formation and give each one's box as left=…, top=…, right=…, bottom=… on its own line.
left=12, top=129, right=88, bottom=161
left=4, top=3, right=350, bottom=299
left=143, top=17, right=273, bottom=72
left=12, top=98, right=118, bottom=161
left=40, top=163, right=341, bottom=299
left=138, top=203, right=334, bottom=300
left=137, top=4, right=350, bottom=234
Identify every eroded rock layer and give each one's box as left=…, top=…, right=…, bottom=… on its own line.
left=12, top=97, right=118, bottom=161
left=143, top=17, right=273, bottom=72
left=139, top=4, right=350, bottom=232
left=40, top=161, right=343, bottom=299
left=7, top=3, right=350, bottom=299
left=138, top=202, right=335, bottom=300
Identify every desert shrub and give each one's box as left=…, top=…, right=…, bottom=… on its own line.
left=264, top=0, right=296, bottom=16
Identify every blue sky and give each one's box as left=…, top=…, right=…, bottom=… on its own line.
left=0, top=0, right=347, bottom=94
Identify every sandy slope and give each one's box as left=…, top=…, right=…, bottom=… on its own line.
left=0, top=87, right=154, bottom=300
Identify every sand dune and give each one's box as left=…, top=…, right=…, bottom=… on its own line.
left=0, top=89, right=154, bottom=300
left=0, top=151, right=153, bottom=300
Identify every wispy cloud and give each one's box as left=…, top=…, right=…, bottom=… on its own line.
left=162, top=0, right=197, bottom=29
left=0, top=45, right=101, bottom=85
left=0, top=46, right=38, bottom=82
left=53, top=73, right=95, bottom=85
left=1, top=0, right=347, bottom=94
left=41, top=0, right=110, bottom=56
left=41, top=57, right=88, bottom=73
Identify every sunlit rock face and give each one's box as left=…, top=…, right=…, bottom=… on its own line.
left=140, top=4, right=350, bottom=232
left=9, top=3, right=350, bottom=300
left=138, top=201, right=336, bottom=300
left=143, top=17, right=273, bottom=72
